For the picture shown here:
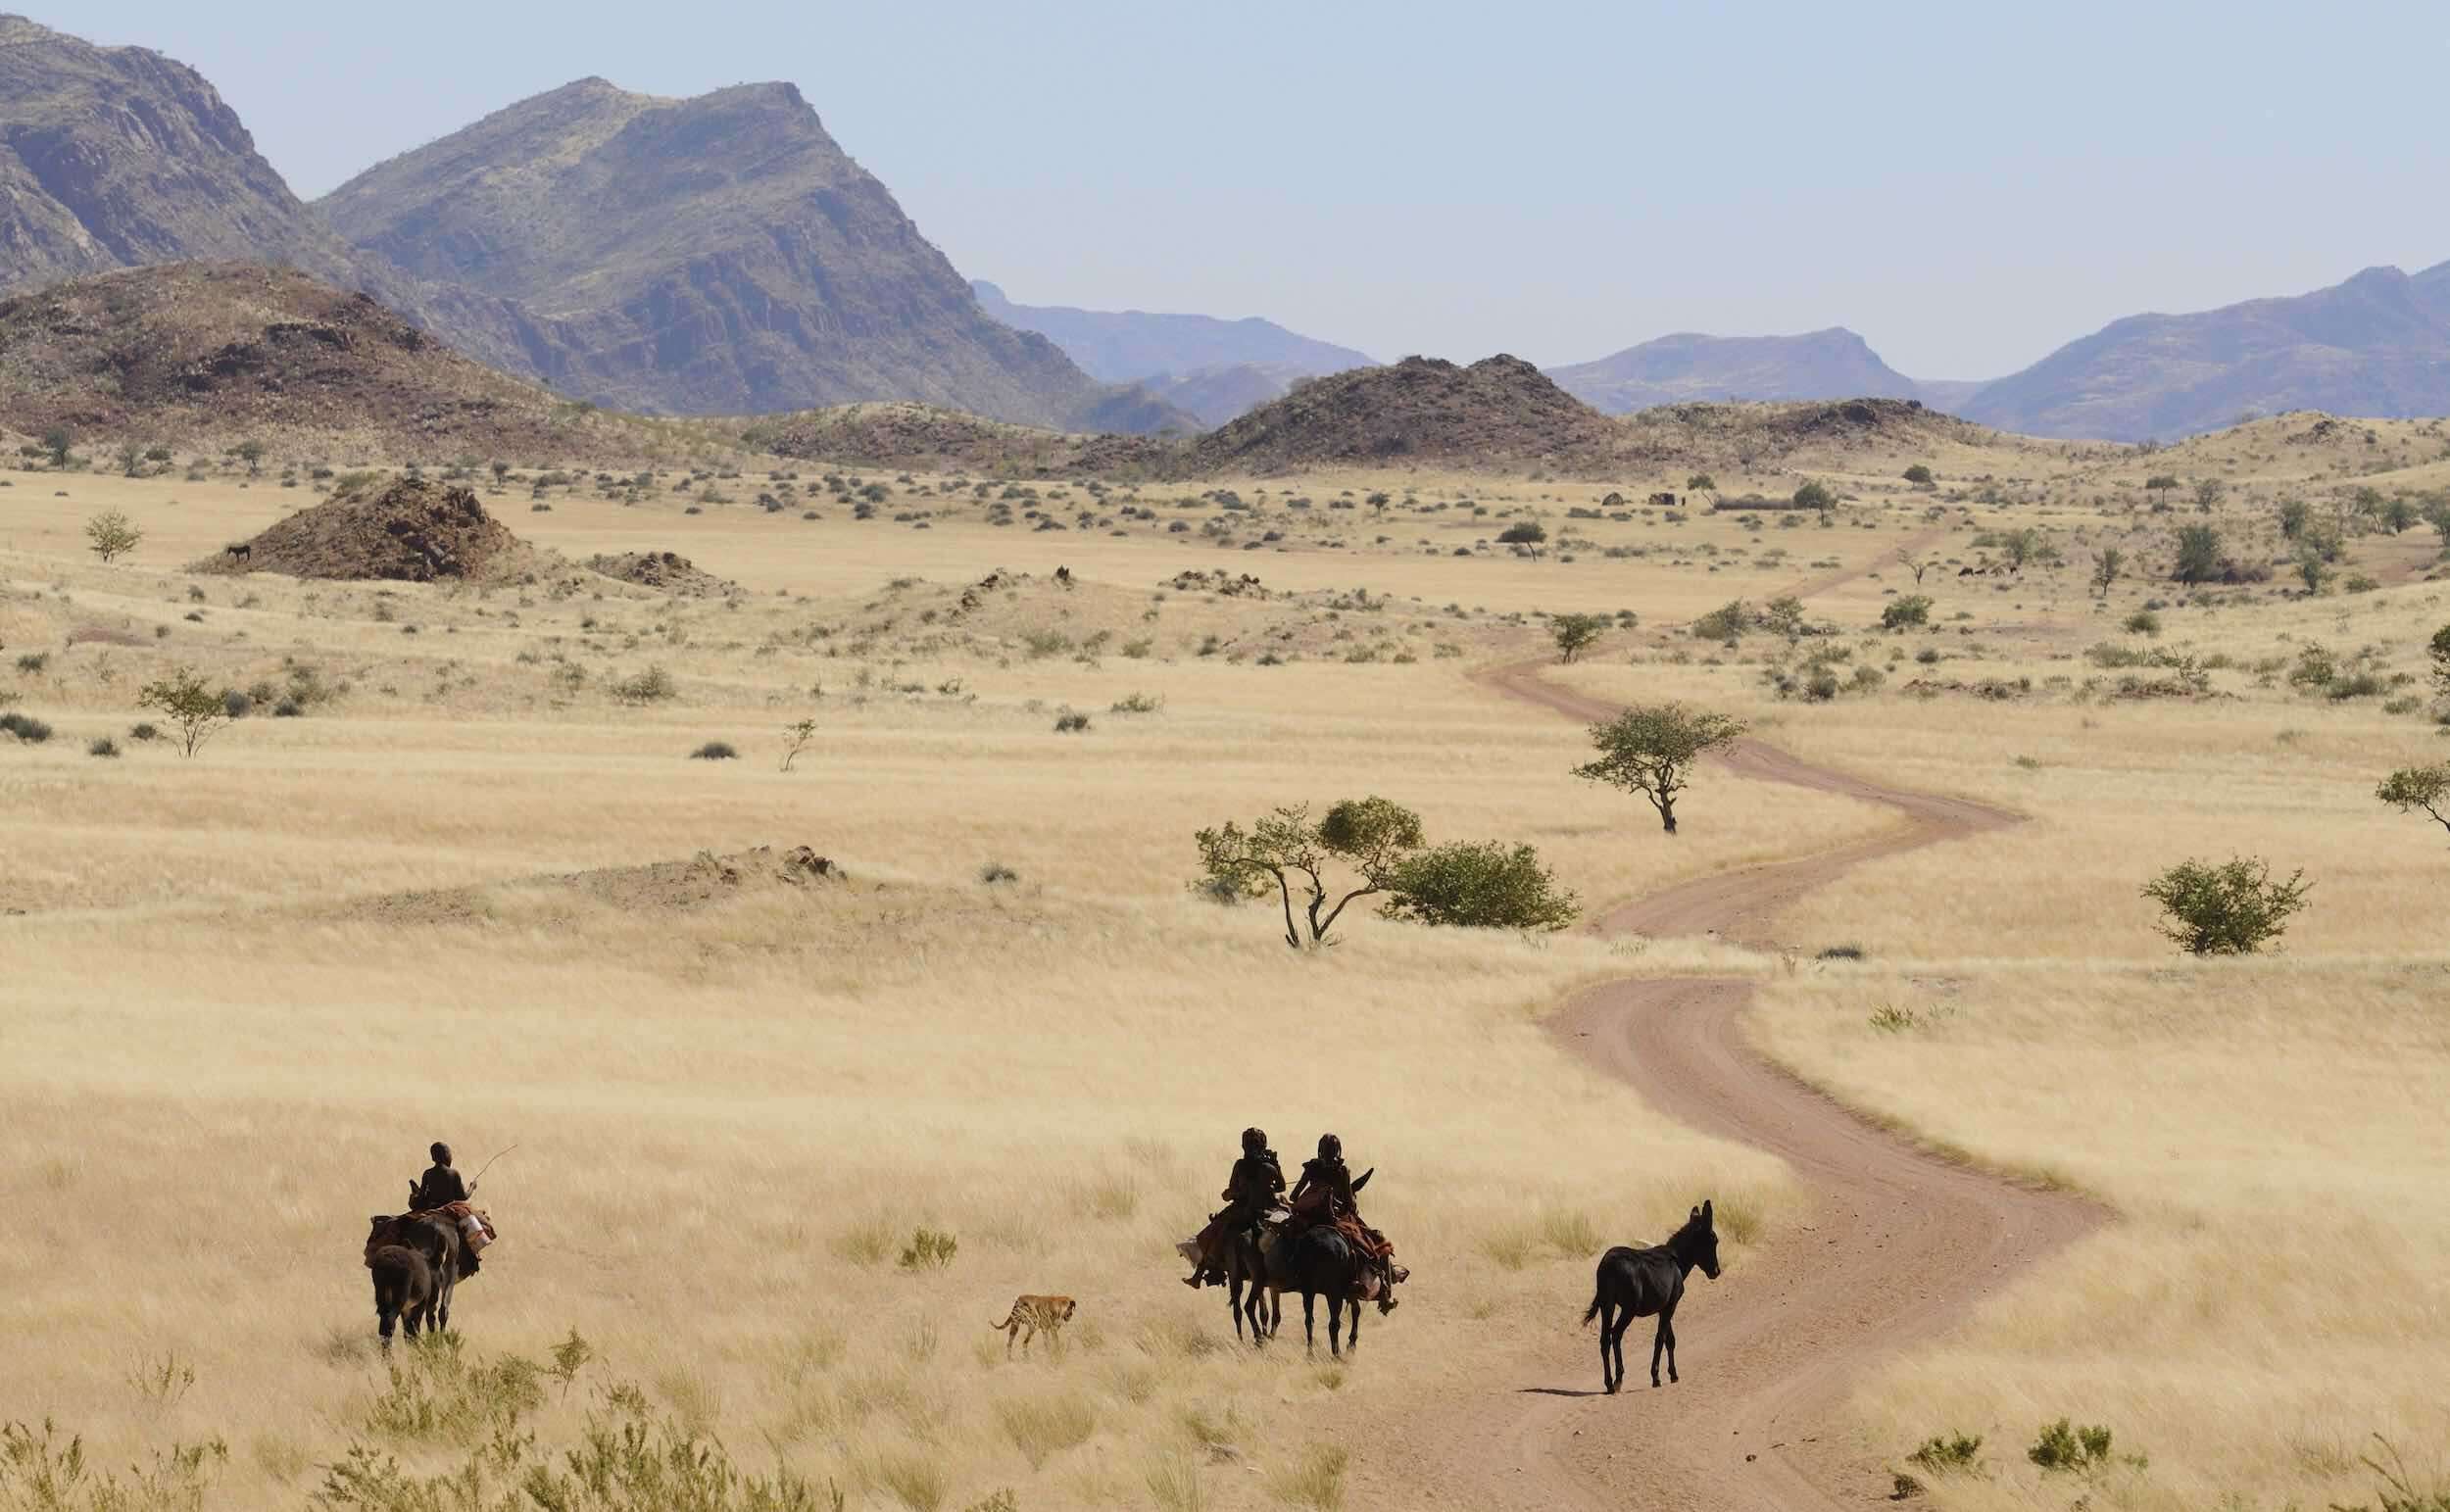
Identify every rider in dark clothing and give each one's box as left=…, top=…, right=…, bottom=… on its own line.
left=1184, top=1128, right=1286, bottom=1287
left=411, top=1142, right=477, bottom=1275
left=413, top=1143, right=467, bottom=1212
left=1291, top=1133, right=1395, bottom=1300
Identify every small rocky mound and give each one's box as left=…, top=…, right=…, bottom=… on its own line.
left=1619, top=396, right=2002, bottom=468
left=200, top=476, right=526, bottom=581
left=1167, top=568, right=1269, bottom=599
left=761, top=401, right=1169, bottom=476
left=588, top=550, right=736, bottom=597
left=1187, top=355, right=1620, bottom=474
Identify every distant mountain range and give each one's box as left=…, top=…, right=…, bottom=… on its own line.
left=6, top=12, right=2450, bottom=444
left=972, top=280, right=1374, bottom=425
left=0, top=16, right=1182, bottom=433
left=1953, top=262, right=2450, bottom=440
left=1547, top=328, right=1923, bottom=414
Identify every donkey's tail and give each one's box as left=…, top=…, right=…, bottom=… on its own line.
left=1580, top=1292, right=1601, bottom=1328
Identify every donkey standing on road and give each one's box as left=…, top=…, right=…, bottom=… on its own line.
left=1583, top=1199, right=1722, bottom=1391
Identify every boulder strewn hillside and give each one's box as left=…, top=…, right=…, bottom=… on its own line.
left=0, top=15, right=370, bottom=294
left=0, top=262, right=630, bottom=460
left=1186, top=355, right=1620, bottom=472
left=1547, top=328, right=1923, bottom=415
left=318, top=78, right=1148, bottom=429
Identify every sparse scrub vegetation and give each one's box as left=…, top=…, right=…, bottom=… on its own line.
left=2142, top=856, right=2310, bottom=954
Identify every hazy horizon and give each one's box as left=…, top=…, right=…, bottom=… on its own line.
left=59, top=0, right=2450, bottom=381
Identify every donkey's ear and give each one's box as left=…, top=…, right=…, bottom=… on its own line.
left=1690, top=1204, right=1701, bottom=1222
left=1702, top=1199, right=1714, bottom=1224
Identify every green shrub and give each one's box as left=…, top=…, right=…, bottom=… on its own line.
left=1496, top=520, right=1545, bottom=545
left=1880, top=595, right=1933, bottom=631
left=610, top=666, right=676, bottom=705
left=87, top=736, right=120, bottom=758
left=1907, top=1432, right=1983, bottom=1473
left=1110, top=691, right=1163, bottom=713
left=1902, top=464, right=1934, bottom=485
left=2141, top=856, right=2310, bottom=954
left=898, top=1228, right=957, bottom=1271
left=688, top=741, right=738, bottom=760
left=0, top=711, right=52, bottom=744
left=1054, top=710, right=1092, bottom=733
left=2027, top=1418, right=2114, bottom=1473
left=2124, top=609, right=2161, bottom=635
left=1380, top=842, right=1578, bottom=931
left=1691, top=600, right=1750, bottom=641
left=1792, top=479, right=1837, bottom=512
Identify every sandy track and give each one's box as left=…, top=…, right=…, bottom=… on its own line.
left=1376, top=659, right=2100, bottom=1510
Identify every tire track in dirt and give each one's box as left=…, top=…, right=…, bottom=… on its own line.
left=1377, top=567, right=2099, bottom=1507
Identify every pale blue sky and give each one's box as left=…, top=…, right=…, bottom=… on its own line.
left=65, top=0, right=2450, bottom=378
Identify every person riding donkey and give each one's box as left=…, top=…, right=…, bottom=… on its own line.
left=1184, top=1127, right=1286, bottom=1288
left=1289, top=1133, right=1397, bottom=1300
left=407, top=1141, right=485, bottom=1276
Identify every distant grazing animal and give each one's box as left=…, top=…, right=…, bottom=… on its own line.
left=1648, top=492, right=1678, bottom=508
left=988, top=1294, right=1077, bottom=1355
left=1583, top=1199, right=1722, bottom=1391
left=368, top=1244, right=436, bottom=1345
left=1957, top=564, right=1976, bottom=577
left=223, top=543, right=251, bottom=562
left=366, top=1213, right=462, bottom=1335
left=1054, top=565, right=1072, bottom=586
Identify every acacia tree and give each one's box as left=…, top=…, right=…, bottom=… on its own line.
left=1194, top=797, right=1424, bottom=948
left=136, top=666, right=236, bottom=757
left=2089, top=547, right=2125, bottom=599
left=2376, top=763, right=2450, bottom=843
left=2431, top=624, right=2450, bottom=700
left=1574, top=703, right=1746, bottom=836
left=84, top=510, right=142, bottom=562
left=1550, top=612, right=1608, bottom=663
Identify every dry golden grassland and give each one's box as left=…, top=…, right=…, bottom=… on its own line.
left=3, top=425, right=2446, bottom=1511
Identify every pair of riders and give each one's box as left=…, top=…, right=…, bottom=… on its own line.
left=1185, top=1130, right=1396, bottom=1295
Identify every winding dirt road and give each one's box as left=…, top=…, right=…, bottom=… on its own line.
left=1386, top=653, right=2102, bottom=1509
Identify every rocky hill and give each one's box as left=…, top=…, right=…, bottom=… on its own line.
left=0, top=15, right=366, bottom=293
left=1546, top=328, right=1924, bottom=415
left=1962, top=262, right=2450, bottom=441
left=758, top=402, right=1166, bottom=476
left=972, top=280, right=1372, bottom=422
left=1185, top=355, right=1621, bottom=473
left=0, top=262, right=633, bottom=460
left=317, top=78, right=1153, bottom=429
left=1616, top=397, right=2020, bottom=471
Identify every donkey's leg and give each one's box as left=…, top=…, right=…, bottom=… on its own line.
left=1327, top=1296, right=1344, bottom=1359
left=1649, top=1314, right=1668, bottom=1388
left=1662, top=1312, right=1679, bottom=1385
left=1301, top=1292, right=1317, bottom=1355
left=1347, top=1295, right=1362, bottom=1355
left=1597, top=1302, right=1619, bottom=1392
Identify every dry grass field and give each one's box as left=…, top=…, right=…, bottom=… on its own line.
left=3, top=423, right=2446, bottom=1511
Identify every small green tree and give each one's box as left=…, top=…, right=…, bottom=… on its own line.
left=84, top=510, right=143, bottom=562
left=2380, top=495, right=2421, bottom=534
left=2426, top=499, right=2450, bottom=553
left=1382, top=842, right=1578, bottom=931
left=2430, top=624, right=2450, bottom=699
left=233, top=439, right=266, bottom=476
left=116, top=440, right=146, bottom=477
left=1550, top=612, right=1608, bottom=663
left=1686, top=473, right=1715, bottom=493
left=779, top=716, right=818, bottom=772
left=2141, top=856, right=2310, bottom=954
left=2293, top=544, right=2330, bottom=595
left=1902, top=463, right=1934, bottom=485
left=1880, top=595, right=1933, bottom=630
left=1792, top=479, right=1837, bottom=512
left=1574, top=703, right=1747, bottom=836
left=1496, top=520, right=1546, bottom=546
left=2089, top=547, right=2125, bottom=598
left=40, top=424, right=74, bottom=467
left=2278, top=499, right=2312, bottom=540
left=2194, top=477, right=2225, bottom=512
left=2144, top=474, right=2181, bottom=502
left=2173, top=523, right=2223, bottom=584
left=2376, top=763, right=2450, bottom=842
left=136, top=667, right=237, bottom=757
left=1997, top=527, right=2044, bottom=569
left=1193, top=797, right=1424, bottom=948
